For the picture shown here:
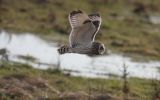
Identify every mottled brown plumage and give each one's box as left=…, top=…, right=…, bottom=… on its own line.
left=58, top=10, right=105, bottom=55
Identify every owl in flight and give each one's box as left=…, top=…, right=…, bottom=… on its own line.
left=58, top=10, right=105, bottom=55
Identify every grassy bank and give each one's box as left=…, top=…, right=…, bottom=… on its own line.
left=0, top=0, right=160, bottom=60
left=0, top=62, right=159, bottom=100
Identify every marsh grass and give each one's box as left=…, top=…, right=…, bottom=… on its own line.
left=0, top=62, right=159, bottom=99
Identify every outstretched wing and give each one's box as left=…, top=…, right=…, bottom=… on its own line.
left=69, top=10, right=97, bottom=48
left=88, top=13, right=102, bottom=41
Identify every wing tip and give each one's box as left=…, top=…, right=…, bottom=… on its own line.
left=89, top=13, right=101, bottom=22
left=70, top=10, right=82, bottom=17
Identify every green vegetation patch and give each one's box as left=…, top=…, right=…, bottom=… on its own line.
left=0, top=62, right=159, bottom=100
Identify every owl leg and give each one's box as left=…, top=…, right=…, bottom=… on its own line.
left=58, top=45, right=70, bottom=54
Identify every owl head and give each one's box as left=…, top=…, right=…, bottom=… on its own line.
left=91, top=42, right=105, bottom=55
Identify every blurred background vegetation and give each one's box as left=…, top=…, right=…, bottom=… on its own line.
left=0, top=0, right=160, bottom=60
left=0, top=0, right=160, bottom=99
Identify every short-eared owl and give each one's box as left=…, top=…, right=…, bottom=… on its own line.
left=58, top=10, right=105, bottom=55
